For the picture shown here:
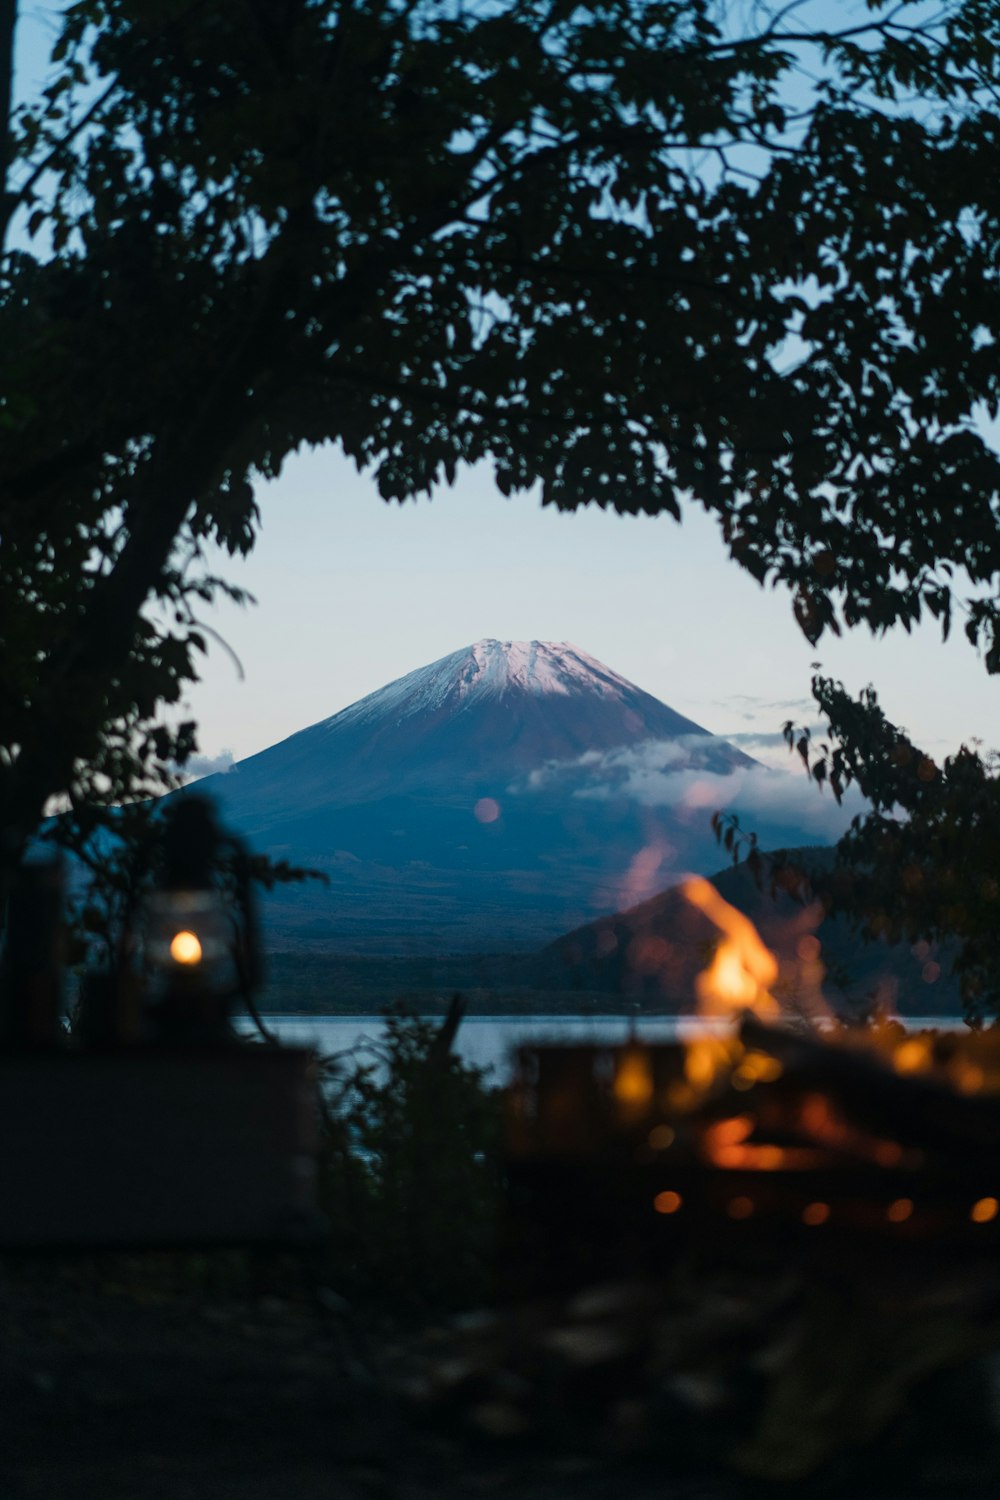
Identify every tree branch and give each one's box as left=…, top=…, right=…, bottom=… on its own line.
left=2, top=75, right=118, bottom=245
left=0, top=0, right=16, bottom=251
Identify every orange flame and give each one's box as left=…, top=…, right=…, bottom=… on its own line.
left=681, top=877, right=780, bottom=1020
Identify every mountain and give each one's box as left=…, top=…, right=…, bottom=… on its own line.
left=194, top=640, right=829, bottom=954
left=531, top=847, right=961, bottom=1017
left=205, top=639, right=750, bottom=814
left=256, top=849, right=961, bottom=1018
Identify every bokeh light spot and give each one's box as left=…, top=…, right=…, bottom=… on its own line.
left=893, top=1038, right=931, bottom=1075
left=170, top=930, right=202, bottom=965
left=726, top=1196, right=755, bottom=1220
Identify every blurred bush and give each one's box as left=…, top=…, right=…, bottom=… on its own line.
left=316, top=1003, right=503, bottom=1314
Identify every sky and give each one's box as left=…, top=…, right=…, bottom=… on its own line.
left=177, top=445, right=998, bottom=781
left=12, top=2, right=999, bottom=785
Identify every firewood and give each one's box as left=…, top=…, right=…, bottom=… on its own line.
left=738, top=1016, right=1000, bottom=1163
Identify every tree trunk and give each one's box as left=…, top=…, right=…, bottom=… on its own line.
left=0, top=0, right=18, bottom=250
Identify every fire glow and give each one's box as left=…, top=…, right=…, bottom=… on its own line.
left=675, top=878, right=1000, bottom=1108
left=674, top=877, right=787, bottom=1111
left=681, top=876, right=780, bottom=1021
left=508, top=877, right=1000, bottom=1245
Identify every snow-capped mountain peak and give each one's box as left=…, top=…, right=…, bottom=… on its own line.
left=324, top=639, right=636, bottom=732
left=461, top=640, right=632, bottom=700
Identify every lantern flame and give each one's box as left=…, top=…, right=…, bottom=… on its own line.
left=169, top=929, right=203, bottom=965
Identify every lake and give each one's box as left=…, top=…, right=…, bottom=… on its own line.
left=249, top=1013, right=964, bottom=1083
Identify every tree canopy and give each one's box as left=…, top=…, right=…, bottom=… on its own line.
left=2, top=0, right=1000, bottom=890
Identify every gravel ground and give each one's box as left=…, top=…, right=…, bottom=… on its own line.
left=1, top=1260, right=998, bottom=1500
left=0, top=1266, right=744, bottom=1500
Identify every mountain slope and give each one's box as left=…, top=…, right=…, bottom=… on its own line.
left=202, top=640, right=751, bottom=828
left=532, top=847, right=961, bottom=1016
left=193, top=640, right=824, bottom=953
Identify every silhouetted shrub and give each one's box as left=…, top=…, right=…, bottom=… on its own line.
left=317, top=1004, right=503, bottom=1313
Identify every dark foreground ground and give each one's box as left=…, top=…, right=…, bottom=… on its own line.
left=2, top=1256, right=999, bottom=1500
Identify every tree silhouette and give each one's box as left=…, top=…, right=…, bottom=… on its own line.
left=785, top=677, right=1000, bottom=1022
left=2, top=0, right=999, bottom=905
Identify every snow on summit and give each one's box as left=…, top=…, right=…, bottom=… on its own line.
left=454, top=639, right=636, bottom=702
left=325, top=639, right=636, bottom=729
left=462, top=640, right=632, bottom=699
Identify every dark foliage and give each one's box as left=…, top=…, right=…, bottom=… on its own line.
left=783, top=676, right=1000, bottom=1023
left=715, top=674, right=1000, bottom=1023
left=3, top=0, right=1000, bottom=894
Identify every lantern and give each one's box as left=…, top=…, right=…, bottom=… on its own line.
left=142, top=797, right=259, bottom=1044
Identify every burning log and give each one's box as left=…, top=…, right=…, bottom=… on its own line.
left=738, top=1014, right=1000, bottom=1164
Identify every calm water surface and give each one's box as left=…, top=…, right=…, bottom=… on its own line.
left=251, top=1013, right=962, bottom=1083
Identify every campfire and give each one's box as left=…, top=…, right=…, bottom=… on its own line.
left=398, top=886, right=1000, bottom=1484
left=506, top=880, right=1000, bottom=1279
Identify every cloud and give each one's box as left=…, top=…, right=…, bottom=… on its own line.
left=181, top=749, right=237, bottom=781
left=762, top=697, right=820, bottom=714
left=722, top=721, right=828, bottom=752
left=602, top=764, right=865, bottom=841
left=519, top=734, right=755, bottom=796
left=706, top=694, right=816, bottom=715
left=514, top=738, right=867, bottom=843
